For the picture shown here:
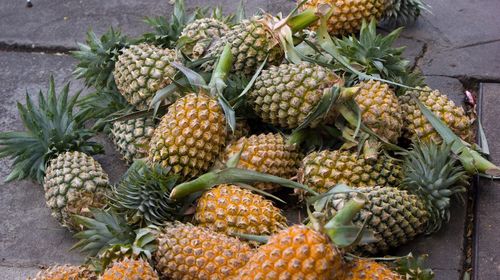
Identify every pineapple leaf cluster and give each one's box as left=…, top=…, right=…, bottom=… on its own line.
left=0, top=77, right=102, bottom=183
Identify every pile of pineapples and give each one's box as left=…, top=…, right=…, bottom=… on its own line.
left=1, top=0, right=498, bottom=279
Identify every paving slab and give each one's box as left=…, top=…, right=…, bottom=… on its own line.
left=475, top=83, right=500, bottom=280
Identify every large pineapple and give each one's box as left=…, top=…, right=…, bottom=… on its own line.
left=300, top=149, right=403, bottom=193
left=102, top=257, right=159, bottom=280
left=315, top=141, right=468, bottom=254
left=399, top=86, right=473, bottom=143
left=195, top=184, right=287, bottom=237
left=113, top=44, right=179, bottom=110
left=300, top=0, right=427, bottom=35
left=0, top=78, right=107, bottom=231
left=30, top=265, right=96, bottom=280
left=235, top=225, right=345, bottom=280
left=345, top=259, right=402, bottom=280
left=248, top=62, right=345, bottom=129
left=44, top=151, right=109, bottom=230
left=219, top=133, right=302, bottom=191
left=179, top=18, right=230, bottom=60
left=110, top=116, right=156, bottom=164
left=355, top=80, right=403, bottom=143
left=154, top=222, right=253, bottom=280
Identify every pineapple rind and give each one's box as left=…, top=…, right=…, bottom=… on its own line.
left=111, top=117, right=156, bottom=164
left=30, top=265, right=96, bottom=280
left=180, top=18, right=229, bottom=60
left=345, top=258, right=403, bottom=279
left=102, top=257, right=159, bottom=280
left=43, top=151, right=109, bottom=231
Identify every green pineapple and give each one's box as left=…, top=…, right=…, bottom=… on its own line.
left=0, top=78, right=108, bottom=231
left=110, top=117, right=156, bottom=164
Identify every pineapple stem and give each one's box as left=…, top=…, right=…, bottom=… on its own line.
left=460, top=147, right=500, bottom=176
left=287, top=9, right=320, bottom=33
left=170, top=167, right=317, bottom=199
left=326, top=197, right=365, bottom=227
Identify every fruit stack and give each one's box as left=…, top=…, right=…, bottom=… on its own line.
left=1, top=1, right=498, bottom=279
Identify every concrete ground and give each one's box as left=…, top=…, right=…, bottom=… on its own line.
left=0, top=0, right=499, bottom=279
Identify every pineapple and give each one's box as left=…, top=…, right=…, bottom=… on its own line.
left=300, top=149, right=403, bottom=193
left=113, top=44, right=179, bottom=110
left=235, top=224, right=345, bottom=280
left=219, top=133, right=302, bottom=192
left=345, top=259, right=402, bottom=280
left=300, top=0, right=427, bottom=35
left=30, top=265, right=96, bottom=280
left=247, top=62, right=345, bottom=129
left=194, top=184, right=287, bottom=237
left=0, top=78, right=107, bottom=231
left=110, top=117, right=156, bottom=164
left=102, top=257, right=159, bottom=280
left=148, top=46, right=234, bottom=181
left=154, top=222, right=253, bottom=280
left=315, top=141, right=469, bottom=254
left=44, top=151, right=109, bottom=230
left=399, top=86, right=473, bottom=143
left=355, top=80, right=403, bottom=143
left=179, top=18, right=230, bottom=60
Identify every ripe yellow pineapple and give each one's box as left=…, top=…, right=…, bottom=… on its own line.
left=195, top=184, right=287, bottom=237
left=219, top=133, right=302, bottom=191
left=355, top=80, right=403, bottom=143
left=300, top=149, right=403, bottom=193
left=113, top=44, right=179, bottom=110
left=235, top=225, right=345, bottom=280
left=345, top=259, right=403, bottom=280
left=102, top=257, right=159, bottom=280
left=399, top=86, right=473, bottom=143
left=30, top=265, right=96, bottom=280
left=154, top=223, right=253, bottom=280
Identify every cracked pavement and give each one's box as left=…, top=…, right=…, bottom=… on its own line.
left=0, top=0, right=499, bottom=279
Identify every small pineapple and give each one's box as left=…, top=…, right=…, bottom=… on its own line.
left=300, top=149, right=403, bottom=194
left=110, top=117, right=156, bottom=164
left=399, top=86, right=473, bottom=143
left=247, top=62, right=344, bottom=129
left=195, top=184, right=287, bottom=237
left=101, top=257, right=159, bottom=280
left=345, top=259, right=402, bottom=280
left=30, top=265, right=96, bottom=280
left=355, top=80, right=403, bottom=143
left=219, top=133, right=302, bottom=192
left=154, top=222, right=253, bottom=280
left=235, top=225, right=345, bottom=280
left=44, top=151, right=109, bottom=231
left=179, top=18, right=230, bottom=60
left=300, top=0, right=427, bottom=35
left=113, top=44, right=179, bottom=110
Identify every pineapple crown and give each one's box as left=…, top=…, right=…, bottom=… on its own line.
left=109, top=161, right=186, bottom=227
left=401, top=141, right=469, bottom=234
left=334, top=19, right=410, bottom=85
left=383, top=0, right=429, bottom=27
left=72, top=208, right=158, bottom=270
left=0, top=77, right=102, bottom=184
left=72, top=27, right=129, bottom=90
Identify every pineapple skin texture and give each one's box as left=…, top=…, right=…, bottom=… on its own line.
left=195, top=184, right=287, bottom=237
left=111, top=117, right=155, bottom=164
left=301, top=0, right=388, bottom=35
left=300, top=150, right=403, bottom=193
left=30, top=265, right=96, bottom=280
left=102, top=257, right=159, bottom=280
left=154, top=223, right=252, bottom=280
left=328, top=186, right=429, bottom=254
left=148, top=93, right=226, bottom=181
left=345, top=259, right=402, bottom=280
left=114, top=44, right=178, bottom=110
left=248, top=62, right=343, bottom=129
left=204, top=16, right=283, bottom=76
left=43, top=151, right=109, bottom=231
left=220, top=133, right=302, bottom=192
left=180, top=18, right=229, bottom=60
left=235, top=225, right=345, bottom=280
left=356, top=80, right=403, bottom=143
left=399, top=86, right=473, bottom=143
